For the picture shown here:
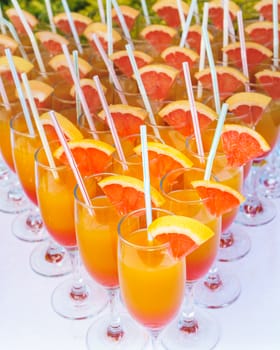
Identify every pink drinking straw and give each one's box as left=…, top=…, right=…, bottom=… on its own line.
left=176, top=0, right=186, bottom=31
left=183, top=62, right=204, bottom=159
left=93, top=75, right=128, bottom=171
left=223, top=0, right=229, bottom=66
left=44, top=0, right=56, bottom=33
left=111, top=0, right=133, bottom=48
left=0, top=76, right=10, bottom=110
left=273, top=0, right=279, bottom=67
left=237, top=11, right=250, bottom=91
left=106, top=0, right=113, bottom=57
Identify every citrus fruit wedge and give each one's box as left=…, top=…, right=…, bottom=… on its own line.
left=225, top=92, right=272, bottom=125
left=185, top=25, right=214, bottom=54
left=0, top=56, right=33, bottom=81
left=245, top=21, right=280, bottom=50
left=6, top=8, right=38, bottom=34
left=133, top=142, right=193, bottom=180
left=191, top=180, right=245, bottom=217
left=110, top=50, right=153, bottom=77
left=0, top=34, right=18, bottom=55
left=98, top=104, right=147, bottom=137
left=53, top=139, right=115, bottom=176
left=254, top=0, right=280, bottom=21
left=140, top=24, right=177, bottom=53
left=208, top=0, right=240, bottom=30
left=161, top=46, right=199, bottom=74
left=35, top=31, right=70, bottom=55
left=135, top=64, right=178, bottom=101
left=221, top=123, right=271, bottom=167
left=84, top=22, right=122, bottom=52
left=70, top=78, right=106, bottom=114
left=40, top=111, right=83, bottom=141
left=152, top=0, right=189, bottom=28
left=48, top=54, right=92, bottom=83
left=148, top=215, right=214, bottom=258
left=195, top=66, right=248, bottom=100
left=53, top=12, right=92, bottom=35
left=111, top=5, right=140, bottom=31
left=19, top=80, right=54, bottom=108
left=222, top=42, right=273, bottom=70
left=98, top=175, right=165, bottom=215
left=255, top=69, right=280, bottom=100
left=158, top=100, right=217, bottom=137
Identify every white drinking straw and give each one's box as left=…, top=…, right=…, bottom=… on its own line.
left=125, top=43, right=162, bottom=142
left=204, top=103, right=228, bottom=181
left=140, top=125, right=153, bottom=232
left=223, top=0, right=229, bottom=66
left=48, top=110, right=93, bottom=213
left=72, top=50, right=81, bottom=122
left=140, top=0, right=151, bottom=25
left=0, top=5, right=6, bottom=34
left=180, top=0, right=197, bottom=48
left=273, top=0, right=279, bottom=67
left=183, top=62, right=204, bottom=159
left=237, top=11, right=250, bottom=91
left=92, top=34, right=127, bottom=104
left=194, top=0, right=200, bottom=24
left=5, top=48, right=35, bottom=136
left=111, top=0, right=133, bottom=47
left=97, top=0, right=106, bottom=24
left=0, top=76, right=11, bottom=110
left=21, top=73, right=58, bottom=179
left=176, top=0, right=186, bottom=31
left=93, top=75, right=128, bottom=171
left=44, top=0, right=56, bottom=33
left=61, top=44, right=98, bottom=138
left=11, top=0, right=46, bottom=77
left=106, top=0, right=113, bottom=57
left=61, top=0, right=83, bottom=54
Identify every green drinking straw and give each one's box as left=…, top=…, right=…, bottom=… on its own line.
left=204, top=103, right=228, bottom=181
left=273, top=0, right=279, bottom=67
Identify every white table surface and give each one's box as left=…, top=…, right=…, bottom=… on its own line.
left=1, top=199, right=280, bottom=350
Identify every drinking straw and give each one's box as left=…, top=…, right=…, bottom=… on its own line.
left=92, top=33, right=127, bottom=104
left=228, top=13, right=236, bottom=43
left=5, top=48, right=35, bottom=136
left=97, top=0, right=106, bottom=24
left=273, top=0, right=279, bottom=67
left=111, top=0, right=133, bottom=48
left=204, top=103, right=228, bottom=181
left=93, top=74, right=128, bottom=171
left=44, top=0, right=56, bottom=33
left=179, top=0, right=197, bottom=48
left=140, top=0, right=150, bottom=26
left=61, top=0, right=83, bottom=54
left=202, top=25, right=221, bottom=114
left=48, top=110, right=93, bottom=213
left=72, top=50, right=81, bottom=122
left=237, top=11, right=250, bottom=91
left=106, top=0, right=113, bottom=57
left=183, top=62, right=204, bottom=158
left=222, top=0, right=229, bottom=66
left=21, top=73, right=59, bottom=179
left=140, top=125, right=153, bottom=233
left=61, top=44, right=98, bottom=139
left=176, top=0, right=186, bottom=31
left=0, top=5, right=6, bottom=34
left=194, top=0, right=200, bottom=24
left=11, top=0, right=46, bottom=77
left=0, top=76, right=11, bottom=110
left=125, top=43, right=162, bottom=142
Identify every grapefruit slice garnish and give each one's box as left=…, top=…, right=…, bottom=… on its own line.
left=98, top=175, right=165, bottom=215
left=40, top=111, right=83, bottom=141
left=0, top=56, right=33, bottom=81
left=133, top=141, right=193, bottom=180
left=158, top=100, right=217, bottom=137
left=254, top=0, right=280, bottom=21
left=98, top=104, right=147, bottom=138
left=135, top=64, right=178, bottom=101
left=161, top=46, right=199, bottom=74
left=255, top=69, right=280, bottom=100
left=245, top=21, right=280, bottom=50
left=110, top=50, right=153, bottom=77
left=208, top=0, right=240, bottom=30
left=222, top=42, right=273, bottom=70
left=19, top=80, right=54, bottom=108
left=111, top=5, right=140, bottom=31
left=48, top=54, right=92, bottom=83
left=53, top=12, right=92, bottom=35
left=53, top=139, right=115, bottom=176
left=148, top=215, right=214, bottom=258
left=6, top=8, right=38, bottom=34
left=152, top=0, right=189, bottom=28
left=226, top=92, right=272, bottom=125
left=35, top=31, right=69, bottom=55
left=221, top=123, right=271, bottom=167
left=191, top=180, right=245, bottom=217
left=185, top=25, right=214, bottom=54
left=0, top=34, right=18, bottom=55
left=140, top=24, right=177, bottom=53
left=195, top=66, right=248, bottom=100
left=84, top=22, right=122, bottom=52
left=70, top=78, right=106, bottom=114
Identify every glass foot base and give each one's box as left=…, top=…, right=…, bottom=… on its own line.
left=30, top=241, right=72, bottom=277
left=160, top=308, right=220, bottom=350
left=51, top=278, right=108, bottom=320
left=12, top=211, right=48, bottom=242
left=87, top=313, right=149, bottom=350
left=0, top=186, right=29, bottom=214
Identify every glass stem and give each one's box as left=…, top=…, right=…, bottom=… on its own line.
left=242, top=164, right=263, bottom=215
left=68, top=248, right=88, bottom=302
left=106, top=288, right=124, bottom=341
left=179, top=282, right=199, bottom=334
left=204, top=264, right=223, bottom=291
left=45, top=239, right=66, bottom=263
left=26, top=206, right=44, bottom=232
